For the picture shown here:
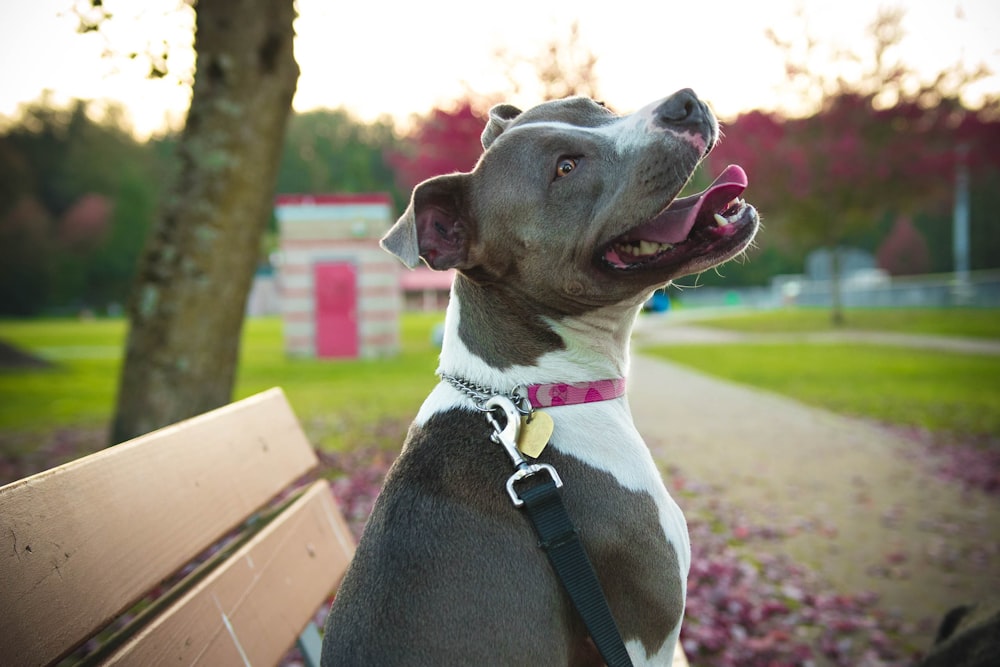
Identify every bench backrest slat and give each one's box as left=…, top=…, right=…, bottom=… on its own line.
left=0, top=387, right=321, bottom=666
left=105, top=479, right=354, bottom=666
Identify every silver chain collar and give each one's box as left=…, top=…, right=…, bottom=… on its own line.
left=441, top=375, right=562, bottom=507
left=440, top=373, right=533, bottom=415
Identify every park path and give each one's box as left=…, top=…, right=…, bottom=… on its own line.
left=626, top=318, right=1000, bottom=653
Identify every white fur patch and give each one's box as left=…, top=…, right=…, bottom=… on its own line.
left=627, top=625, right=682, bottom=667
left=424, top=284, right=645, bottom=408
left=546, top=400, right=691, bottom=580
left=494, top=95, right=674, bottom=160
left=415, top=287, right=691, bottom=651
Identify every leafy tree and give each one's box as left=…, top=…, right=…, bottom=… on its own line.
left=674, top=243, right=801, bottom=289
left=386, top=101, right=485, bottom=192
left=0, top=98, right=163, bottom=314
left=85, top=172, right=161, bottom=308
left=967, top=166, right=1000, bottom=271
left=110, top=0, right=299, bottom=443
left=708, top=8, right=999, bottom=323
left=388, top=22, right=605, bottom=194
left=1, top=99, right=148, bottom=216
left=49, top=193, right=114, bottom=310
left=876, top=216, right=930, bottom=276
left=492, top=20, right=602, bottom=103
left=277, top=108, right=403, bottom=208
left=0, top=197, right=52, bottom=315
left=59, top=193, right=113, bottom=251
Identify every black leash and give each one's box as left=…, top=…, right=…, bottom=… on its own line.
left=484, top=395, right=634, bottom=667
left=517, top=473, right=634, bottom=667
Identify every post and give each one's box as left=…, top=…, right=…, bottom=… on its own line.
left=952, top=143, right=971, bottom=304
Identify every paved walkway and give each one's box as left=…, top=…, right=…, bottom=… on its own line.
left=625, top=330, right=1000, bottom=653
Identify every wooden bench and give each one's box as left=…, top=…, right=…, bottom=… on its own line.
left=0, top=387, right=355, bottom=666
left=0, top=387, right=693, bottom=667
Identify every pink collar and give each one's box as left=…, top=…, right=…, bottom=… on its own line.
left=525, top=378, right=627, bottom=408
left=441, top=374, right=627, bottom=410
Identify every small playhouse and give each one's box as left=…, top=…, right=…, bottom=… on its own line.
left=275, top=193, right=400, bottom=359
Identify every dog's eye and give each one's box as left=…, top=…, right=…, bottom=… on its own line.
left=555, top=158, right=578, bottom=179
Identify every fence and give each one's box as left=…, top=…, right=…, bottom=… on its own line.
left=669, top=270, right=1000, bottom=310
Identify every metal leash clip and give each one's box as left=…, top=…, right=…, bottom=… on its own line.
left=484, top=395, right=562, bottom=507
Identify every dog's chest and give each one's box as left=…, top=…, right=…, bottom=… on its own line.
left=415, top=383, right=690, bottom=575
left=408, top=398, right=689, bottom=656
left=547, top=401, right=691, bottom=575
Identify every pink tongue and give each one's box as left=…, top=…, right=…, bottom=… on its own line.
left=639, top=164, right=748, bottom=244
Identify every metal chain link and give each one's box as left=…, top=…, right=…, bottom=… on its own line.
left=440, top=374, right=532, bottom=414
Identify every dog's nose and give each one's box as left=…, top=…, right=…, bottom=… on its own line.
left=653, top=89, right=715, bottom=146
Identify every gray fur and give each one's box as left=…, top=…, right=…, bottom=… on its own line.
left=323, top=90, right=760, bottom=666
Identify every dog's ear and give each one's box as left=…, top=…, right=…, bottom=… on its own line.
left=380, top=205, right=422, bottom=268
left=381, top=173, right=473, bottom=271
left=481, top=104, right=522, bottom=149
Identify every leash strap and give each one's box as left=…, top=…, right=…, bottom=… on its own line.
left=482, top=395, right=633, bottom=667
left=517, top=476, right=634, bottom=667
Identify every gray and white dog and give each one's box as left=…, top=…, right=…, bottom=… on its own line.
left=322, top=90, right=759, bottom=666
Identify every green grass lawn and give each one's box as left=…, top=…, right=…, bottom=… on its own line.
left=0, top=318, right=127, bottom=431
left=233, top=315, right=442, bottom=448
left=642, top=342, right=1000, bottom=436
left=642, top=307, right=1000, bottom=436
left=0, top=314, right=444, bottom=445
left=686, top=307, right=1000, bottom=339
left=2, top=308, right=998, bottom=447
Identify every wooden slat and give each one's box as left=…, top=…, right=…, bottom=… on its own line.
left=0, top=388, right=319, bottom=666
left=104, top=480, right=355, bottom=666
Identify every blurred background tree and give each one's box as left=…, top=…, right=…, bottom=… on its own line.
left=703, top=8, right=1000, bottom=324
left=2, top=4, right=999, bottom=438
left=3, top=7, right=998, bottom=326
left=876, top=216, right=931, bottom=276
left=0, top=98, right=164, bottom=315
left=386, top=101, right=484, bottom=193
left=388, top=21, right=604, bottom=195
left=278, top=108, right=401, bottom=201
left=492, top=20, right=602, bottom=103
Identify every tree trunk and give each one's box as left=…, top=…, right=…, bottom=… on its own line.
left=111, top=0, right=299, bottom=444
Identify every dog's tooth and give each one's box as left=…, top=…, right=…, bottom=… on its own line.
left=639, top=241, right=661, bottom=256
left=714, top=213, right=729, bottom=227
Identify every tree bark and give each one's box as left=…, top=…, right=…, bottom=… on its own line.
left=111, top=0, right=299, bottom=443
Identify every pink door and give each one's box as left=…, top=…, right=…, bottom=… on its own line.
left=314, top=262, right=358, bottom=358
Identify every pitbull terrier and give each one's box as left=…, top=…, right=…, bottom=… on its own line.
left=322, top=90, right=759, bottom=666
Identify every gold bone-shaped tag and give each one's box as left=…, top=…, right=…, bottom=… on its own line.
left=518, top=410, right=554, bottom=458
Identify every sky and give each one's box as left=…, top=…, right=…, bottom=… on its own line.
left=1, top=0, right=998, bottom=139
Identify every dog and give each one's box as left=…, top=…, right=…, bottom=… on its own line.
left=321, top=90, right=759, bottom=666
left=918, top=599, right=1000, bottom=667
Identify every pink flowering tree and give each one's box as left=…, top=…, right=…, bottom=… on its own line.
left=707, top=8, right=1000, bottom=324
left=385, top=101, right=486, bottom=192
left=876, top=216, right=931, bottom=276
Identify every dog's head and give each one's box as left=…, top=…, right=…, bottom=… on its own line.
left=382, top=90, right=758, bottom=311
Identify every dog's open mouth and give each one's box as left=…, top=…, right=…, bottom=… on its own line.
left=601, top=164, right=757, bottom=271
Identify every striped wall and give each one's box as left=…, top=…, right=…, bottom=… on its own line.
left=275, top=195, right=400, bottom=358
